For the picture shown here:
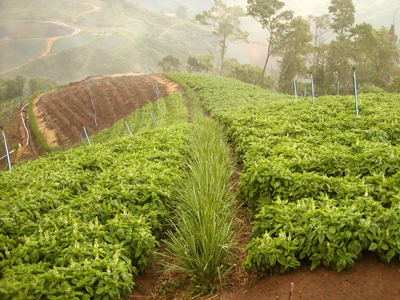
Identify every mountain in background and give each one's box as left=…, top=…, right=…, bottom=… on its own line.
left=0, top=0, right=220, bottom=84
left=0, top=0, right=398, bottom=84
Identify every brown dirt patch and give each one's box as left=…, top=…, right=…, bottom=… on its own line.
left=33, top=94, right=59, bottom=148
left=36, top=74, right=170, bottom=149
left=223, top=253, right=400, bottom=300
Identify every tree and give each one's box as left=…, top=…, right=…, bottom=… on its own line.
left=158, top=55, right=181, bottom=72
left=388, top=77, right=400, bottom=93
left=176, top=5, right=188, bottom=20
left=349, top=24, right=400, bottom=87
left=29, top=77, right=57, bottom=94
left=328, top=0, right=355, bottom=34
left=187, top=55, right=215, bottom=73
left=224, top=58, right=274, bottom=88
left=308, top=14, right=331, bottom=65
left=246, top=0, right=293, bottom=87
left=278, top=17, right=313, bottom=94
left=196, top=0, right=248, bottom=75
left=15, top=75, right=26, bottom=95
left=197, top=54, right=215, bottom=73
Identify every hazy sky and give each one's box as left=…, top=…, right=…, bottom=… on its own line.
left=285, top=0, right=399, bottom=33
left=216, top=0, right=400, bottom=37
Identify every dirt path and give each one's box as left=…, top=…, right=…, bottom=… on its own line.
left=72, top=2, right=101, bottom=22
left=0, top=21, right=80, bottom=75
left=0, top=0, right=101, bottom=75
left=33, top=93, right=59, bottom=148
left=158, top=21, right=184, bottom=39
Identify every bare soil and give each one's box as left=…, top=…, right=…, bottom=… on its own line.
left=36, top=74, right=169, bottom=149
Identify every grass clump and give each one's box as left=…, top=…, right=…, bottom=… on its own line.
left=165, top=117, right=236, bottom=290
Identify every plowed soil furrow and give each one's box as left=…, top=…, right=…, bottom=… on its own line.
left=117, top=79, right=145, bottom=110
left=94, top=83, right=118, bottom=124
left=33, top=74, right=178, bottom=149
left=113, top=79, right=137, bottom=109
left=43, top=99, right=81, bottom=145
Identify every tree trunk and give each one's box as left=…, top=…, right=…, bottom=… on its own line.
left=220, top=36, right=227, bottom=76
left=261, top=43, right=271, bottom=88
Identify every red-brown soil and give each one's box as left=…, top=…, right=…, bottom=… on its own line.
left=129, top=250, right=400, bottom=300
left=36, top=74, right=168, bottom=149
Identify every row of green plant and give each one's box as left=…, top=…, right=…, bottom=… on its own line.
left=168, top=73, right=400, bottom=274
left=91, top=93, right=188, bottom=144
left=163, top=73, right=204, bottom=119
left=165, top=118, right=235, bottom=290
left=28, top=93, right=51, bottom=153
left=0, top=124, right=190, bottom=299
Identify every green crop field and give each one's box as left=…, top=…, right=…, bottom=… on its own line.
left=2, top=72, right=400, bottom=298
left=0, top=122, right=191, bottom=298
left=167, top=73, right=400, bottom=274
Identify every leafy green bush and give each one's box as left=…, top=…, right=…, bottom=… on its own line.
left=171, top=73, right=400, bottom=275
left=359, top=84, right=386, bottom=94
left=0, top=125, right=190, bottom=299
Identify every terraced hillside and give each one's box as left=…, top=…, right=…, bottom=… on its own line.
left=34, top=74, right=168, bottom=149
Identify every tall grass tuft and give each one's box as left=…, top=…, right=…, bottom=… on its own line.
left=165, top=117, right=236, bottom=287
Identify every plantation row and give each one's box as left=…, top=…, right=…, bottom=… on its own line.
left=91, top=93, right=189, bottom=144
left=0, top=91, right=190, bottom=298
left=167, top=73, right=400, bottom=273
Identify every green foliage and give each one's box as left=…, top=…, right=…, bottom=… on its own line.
left=171, top=73, right=400, bottom=275
left=158, top=55, right=181, bottom=73
left=328, top=0, right=355, bottom=34
left=27, top=93, right=51, bottom=153
left=278, top=17, right=313, bottom=93
left=223, top=58, right=274, bottom=88
left=246, top=0, right=293, bottom=87
left=187, top=55, right=215, bottom=74
left=358, top=84, right=386, bottom=94
left=196, top=0, right=248, bottom=73
left=165, top=118, right=235, bottom=286
left=91, top=93, right=188, bottom=144
left=0, top=75, right=26, bottom=101
left=28, top=77, right=57, bottom=94
left=388, top=77, right=400, bottom=93
left=0, top=125, right=190, bottom=299
left=176, top=5, right=188, bottom=20
left=164, top=73, right=205, bottom=120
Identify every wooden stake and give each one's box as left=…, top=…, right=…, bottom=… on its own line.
left=289, top=283, right=294, bottom=300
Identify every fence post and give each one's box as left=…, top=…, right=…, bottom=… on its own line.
left=155, top=82, right=160, bottom=98
left=273, top=83, right=276, bottom=95
left=252, top=80, right=255, bottom=89
left=150, top=111, right=159, bottom=127
left=82, top=124, right=91, bottom=146
left=310, top=73, right=315, bottom=106
left=125, top=120, right=132, bottom=136
left=304, top=85, right=307, bottom=97
left=79, top=132, right=84, bottom=143
left=353, top=67, right=359, bottom=116
left=337, top=80, right=340, bottom=95
left=293, top=77, right=298, bottom=101
left=1, top=126, right=12, bottom=170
